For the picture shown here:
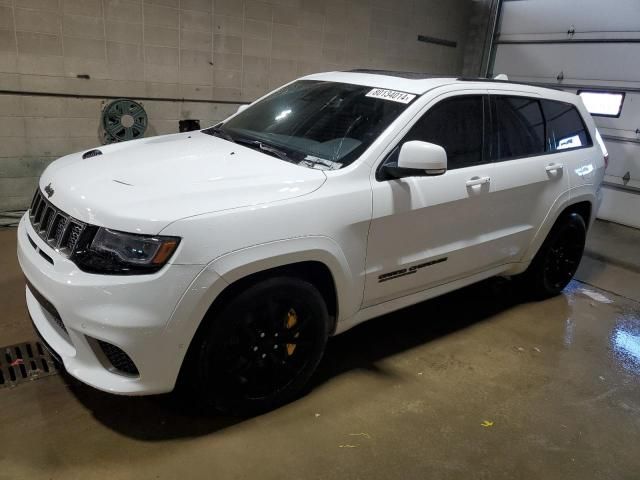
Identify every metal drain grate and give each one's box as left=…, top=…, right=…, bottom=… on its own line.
left=0, top=341, right=60, bottom=388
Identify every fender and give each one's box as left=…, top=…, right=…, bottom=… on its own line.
left=159, top=235, right=359, bottom=390
left=164, top=235, right=359, bottom=349
left=210, top=235, right=360, bottom=324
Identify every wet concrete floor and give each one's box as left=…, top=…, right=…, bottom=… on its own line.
left=0, top=227, right=639, bottom=479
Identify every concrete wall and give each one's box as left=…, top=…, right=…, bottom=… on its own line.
left=460, top=0, right=494, bottom=77
left=0, top=96, right=238, bottom=210
left=0, top=0, right=475, bottom=211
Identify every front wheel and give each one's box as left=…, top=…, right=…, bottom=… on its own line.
left=193, top=277, right=329, bottom=415
left=518, top=212, right=587, bottom=299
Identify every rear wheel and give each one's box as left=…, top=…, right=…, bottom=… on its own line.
left=519, top=212, right=586, bottom=298
left=193, top=277, right=329, bottom=415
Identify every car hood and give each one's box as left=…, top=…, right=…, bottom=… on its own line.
left=39, top=131, right=326, bottom=234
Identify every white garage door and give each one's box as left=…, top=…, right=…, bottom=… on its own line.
left=490, top=0, right=640, bottom=228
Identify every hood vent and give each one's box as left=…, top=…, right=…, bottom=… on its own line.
left=82, top=149, right=103, bottom=159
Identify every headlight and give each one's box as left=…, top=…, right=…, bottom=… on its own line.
left=72, top=227, right=180, bottom=275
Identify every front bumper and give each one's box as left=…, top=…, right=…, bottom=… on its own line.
left=17, top=213, right=208, bottom=395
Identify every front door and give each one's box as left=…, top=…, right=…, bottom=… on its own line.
left=363, top=92, right=513, bottom=307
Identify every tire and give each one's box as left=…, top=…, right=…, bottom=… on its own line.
left=193, top=277, right=329, bottom=415
left=518, top=212, right=587, bottom=299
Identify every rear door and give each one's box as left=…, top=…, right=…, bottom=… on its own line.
left=486, top=92, right=579, bottom=262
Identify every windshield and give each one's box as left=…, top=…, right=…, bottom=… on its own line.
left=203, top=80, right=415, bottom=169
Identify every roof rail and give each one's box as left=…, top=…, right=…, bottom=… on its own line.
left=455, top=77, right=565, bottom=91
left=344, top=69, right=452, bottom=79
left=342, top=70, right=567, bottom=93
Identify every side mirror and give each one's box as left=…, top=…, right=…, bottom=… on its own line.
left=382, top=141, right=447, bottom=179
left=236, top=104, right=250, bottom=114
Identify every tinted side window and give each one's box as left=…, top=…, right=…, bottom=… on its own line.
left=493, top=96, right=546, bottom=160
left=541, top=100, right=592, bottom=151
left=403, top=95, right=485, bottom=169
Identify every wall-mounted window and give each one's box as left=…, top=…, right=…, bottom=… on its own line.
left=578, top=90, right=625, bottom=118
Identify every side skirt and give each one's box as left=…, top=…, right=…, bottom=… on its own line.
left=334, top=264, right=513, bottom=335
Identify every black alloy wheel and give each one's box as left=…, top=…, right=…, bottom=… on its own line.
left=542, top=224, right=585, bottom=291
left=519, top=212, right=587, bottom=298
left=194, top=277, right=329, bottom=415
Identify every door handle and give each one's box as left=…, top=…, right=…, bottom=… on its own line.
left=545, top=163, right=564, bottom=172
left=466, top=176, right=491, bottom=187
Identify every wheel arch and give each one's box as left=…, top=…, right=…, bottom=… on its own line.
left=206, top=236, right=360, bottom=334
left=563, top=200, right=592, bottom=229
left=518, top=196, right=593, bottom=268
left=168, top=236, right=362, bottom=391
left=209, top=260, right=340, bottom=332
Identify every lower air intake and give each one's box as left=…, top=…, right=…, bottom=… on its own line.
left=26, top=280, right=67, bottom=335
left=96, top=340, right=139, bottom=376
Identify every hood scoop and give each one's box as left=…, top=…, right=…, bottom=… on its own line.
left=82, top=149, right=103, bottom=159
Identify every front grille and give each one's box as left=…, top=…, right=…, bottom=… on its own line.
left=96, top=340, right=139, bottom=376
left=29, top=188, right=86, bottom=257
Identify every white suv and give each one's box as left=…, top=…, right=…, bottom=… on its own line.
left=17, top=70, right=605, bottom=414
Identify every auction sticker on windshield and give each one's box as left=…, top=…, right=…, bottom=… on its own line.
left=366, top=88, right=416, bottom=104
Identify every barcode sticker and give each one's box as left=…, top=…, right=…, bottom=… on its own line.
left=365, top=88, right=416, bottom=104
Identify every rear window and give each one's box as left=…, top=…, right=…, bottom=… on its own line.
left=540, top=99, right=592, bottom=152
left=494, top=96, right=546, bottom=160
left=492, top=96, right=593, bottom=161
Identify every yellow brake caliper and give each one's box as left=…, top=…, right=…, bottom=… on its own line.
left=286, top=308, right=299, bottom=356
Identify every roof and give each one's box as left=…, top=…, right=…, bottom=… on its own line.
left=302, top=70, right=456, bottom=95
left=301, top=70, right=574, bottom=100
left=346, top=69, right=450, bottom=80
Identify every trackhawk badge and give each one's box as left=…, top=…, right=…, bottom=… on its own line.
left=44, top=183, right=54, bottom=198
left=378, top=257, right=448, bottom=283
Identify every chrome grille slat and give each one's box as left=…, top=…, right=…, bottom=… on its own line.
left=37, top=205, right=47, bottom=229
left=40, top=206, right=54, bottom=234
left=44, top=208, right=58, bottom=238
left=28, top=188, right=86, bottom=258
left=49, top=213, right=68, bottom=247
left=30, top=191, right=40, bottom=218
left=34, top=196, right=46, bottom=226
left=29, top=190, right=40, bottom=213
left=30, top=190, right=43, bottom=224
left=65, top=222, right=84, bottom=252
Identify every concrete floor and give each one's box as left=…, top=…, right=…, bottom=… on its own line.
left=578, top=219, right=640, bottom=302
left=1, top=224, right=639, bottom=480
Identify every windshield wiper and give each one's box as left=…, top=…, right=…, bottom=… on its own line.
left=205, top=127, right=296, bottom=163
left=301, top=155, right=342, bottom=170
left=204, top=126, right=235, bottom=143
left=234, top=138, right=294, bottom=163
